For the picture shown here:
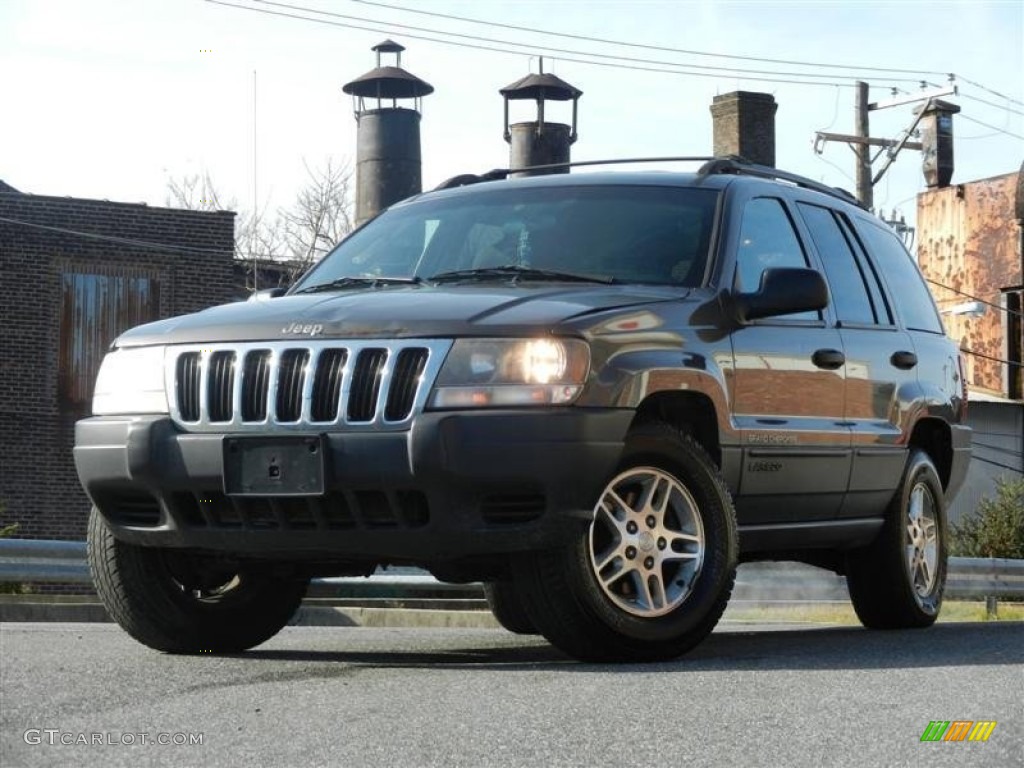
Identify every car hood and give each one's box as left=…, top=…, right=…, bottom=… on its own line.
left=115, top=284, right=686, bottom=346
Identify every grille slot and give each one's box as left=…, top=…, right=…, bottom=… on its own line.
left=348, top=349, right=388, bottom=422
left=207, top=351, right=235, bottom=422
left=481, top=494, right=546, bottom=524
left=169, top=340, right=448, bottom=432
left=176, top=352, right=201, bottom=421
left=276, top=350, right=309, bottom=422
left=104, top=493, right=162, bottom=527
left=385, top=348, right=429, bottom=421
left=311, top=349, right=347, bottom=422
left=242, top=350, right=271, bottom=421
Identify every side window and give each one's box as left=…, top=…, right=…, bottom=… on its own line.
left=797, top=203, right=876, bottom=325
left=836, top=214, right=893, bottom=325
left=857, top=221, right=944, bottom=333
left=735, top=197, right=817, bottom=321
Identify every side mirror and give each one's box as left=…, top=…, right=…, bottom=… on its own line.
left=733, top=267, right=828, bottom=322
left=247, top=287, right=288, bottom=302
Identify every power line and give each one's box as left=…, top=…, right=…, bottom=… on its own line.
left=928, top=279, right=1024, bottom=319
left=959, top=92, right=1024, bottom=118
left=233, top=0, right=878, bottom=85
left=211, top=0, right=916, bottom=89
left=349, top=0, right=951, bottom=79
left=0, top=215, right=235, bottom=256
left=959, top=115, right=1024, bottom=141
left=962, top=346, right=1022, bottom=369
left=955, top=74, right=1024, bottom=108
left=970, top=454, right=1023, bottom=475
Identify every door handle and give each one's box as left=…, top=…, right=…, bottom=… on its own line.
left=812, top=348, right=846, bottom=370
left=891, top=350, right=918, bottom=370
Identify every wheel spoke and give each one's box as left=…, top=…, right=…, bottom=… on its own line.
left=594, top=545, right=623, bottom=573
left=647, top=573, right=667, bottom=611
left=636, top=570, right=656, bottom=610
left=606, top=489, right=635, bottom=519
left=596, top=501, right=628, bottom=537
left=661, top=550, right=700, bottom=563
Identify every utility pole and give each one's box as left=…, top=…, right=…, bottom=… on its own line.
left=854, top=81, right=872, bottom=209
left=815, top=82, right=957, bottom=209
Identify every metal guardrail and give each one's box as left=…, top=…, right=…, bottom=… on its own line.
left=1, top=539, right=1022, bottom=600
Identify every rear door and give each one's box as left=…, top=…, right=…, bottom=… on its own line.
left=727, top=194, right=851, bottom=524
left=796, top=203, right=914, bottom=517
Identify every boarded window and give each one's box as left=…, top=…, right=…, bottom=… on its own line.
left=59, top=267, right=161, bottom=406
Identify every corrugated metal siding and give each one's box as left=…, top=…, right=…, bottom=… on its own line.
left=949, top=401, right=1024, bottom=525
left=58, top=266, right=161, bottom=406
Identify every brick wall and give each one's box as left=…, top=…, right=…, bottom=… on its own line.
left=0, top=191, right=235, bottom=543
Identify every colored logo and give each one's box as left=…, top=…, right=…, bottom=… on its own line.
left=920, top=721, right=997, bottom=742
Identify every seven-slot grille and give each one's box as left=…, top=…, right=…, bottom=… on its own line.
left=167, top=340, right=451, bottom=432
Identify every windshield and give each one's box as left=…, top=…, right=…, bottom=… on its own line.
left=291, top=184, right=720, bottom=292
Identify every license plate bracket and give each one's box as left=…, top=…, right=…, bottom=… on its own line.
left=223, top=436, right=325, bottom=497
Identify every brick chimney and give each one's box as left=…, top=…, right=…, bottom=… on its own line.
left=709, top=91, right=778, bottom=167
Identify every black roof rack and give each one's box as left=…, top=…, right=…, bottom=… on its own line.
left=433, top=156, right=716, bottom=191
left=433, top=155, right=865, bottom=209
left=697, top=156, right=864, bottom=208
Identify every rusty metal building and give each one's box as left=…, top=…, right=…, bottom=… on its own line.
left=916, top=164, right=1023, bottom=522
left=0, top=185, right=235, bottom=541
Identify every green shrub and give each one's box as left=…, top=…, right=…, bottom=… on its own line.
left=0, top=515, right=30, bottom=594
left=950, top=478, right=1024, bottom=559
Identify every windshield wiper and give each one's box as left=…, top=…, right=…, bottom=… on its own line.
left=294, top=276, right=424, bottom=295
left=429, top=265, right=616, bottom=284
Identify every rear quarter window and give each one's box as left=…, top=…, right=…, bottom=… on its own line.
left=855, top=220, right=944, bottom=333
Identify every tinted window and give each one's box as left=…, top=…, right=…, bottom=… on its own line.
left=837, top=214, right=893, bottom=325
left=798, top=203, right=876, bottom=325
left=857, top=222, right=943, bottom=333
left=736, top=197, right=817, bottom=321
left=294, top=186, right=720, bottom=290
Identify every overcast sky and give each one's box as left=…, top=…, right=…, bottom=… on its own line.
left=1, top=0, right=1021, bottom=228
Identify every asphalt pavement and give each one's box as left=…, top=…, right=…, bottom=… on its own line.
left=1, top=621, right=1021, bottom=768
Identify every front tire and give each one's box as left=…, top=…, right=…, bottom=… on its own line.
left=483, top=580, right=538, bottom=635
left=513, top=422, right=738, bottom=663
left=88, top=508, right=308, bottom=653
left=846, top=449, right=947, bottom=629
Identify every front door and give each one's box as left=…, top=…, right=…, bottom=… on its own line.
left=728, top=196, right=851, bottom=524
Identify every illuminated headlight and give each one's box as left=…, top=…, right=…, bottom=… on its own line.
left=430, top=338, right=590, bottom=408
left=92, top=346, right=168, bottom=415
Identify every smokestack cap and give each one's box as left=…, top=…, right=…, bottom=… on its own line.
left=500, top=72, right=582, bottom=102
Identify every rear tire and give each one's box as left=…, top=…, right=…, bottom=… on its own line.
left=846, top=449, right=947, bottom=629
left=88, top=507, right=308, bottom=653
left=483, top=580, right=538, bottom=635
left=513, top=422, right=737, bottom=663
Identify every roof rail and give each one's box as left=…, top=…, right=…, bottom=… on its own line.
left=697, top=156, right=864, bottom=208
left=433, top=156, right=717, bottom=191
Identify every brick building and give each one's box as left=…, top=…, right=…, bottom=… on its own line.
left=0, top=185, right=235, bottom=541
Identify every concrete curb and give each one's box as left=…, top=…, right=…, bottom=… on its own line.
left=0, top=598, right=500, bottom=629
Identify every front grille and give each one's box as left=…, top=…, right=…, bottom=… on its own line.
left=167, top=340, right=451, bottom=432
left=174, top=490, right=430, bottom=530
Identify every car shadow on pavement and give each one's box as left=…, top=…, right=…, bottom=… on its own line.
left=242, top=621, right=1024, bottom=672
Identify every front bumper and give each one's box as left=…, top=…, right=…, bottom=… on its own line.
left=74, top=409, right=633, bottom=563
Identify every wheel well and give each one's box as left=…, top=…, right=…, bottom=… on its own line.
left=632, top=391, right=721, bottom=467
left=909, top=418, right=953, bottom=490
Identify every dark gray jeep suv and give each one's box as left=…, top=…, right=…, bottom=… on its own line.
left=75, top=158, right=971, bottom=662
